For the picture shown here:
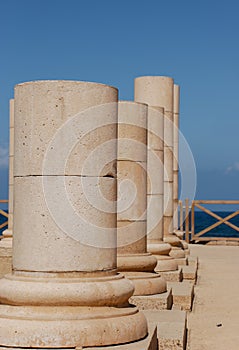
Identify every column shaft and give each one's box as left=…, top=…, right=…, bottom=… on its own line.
left=117, top=101, right=167, bottom=295
left=0, top=81, right=147, bottom=348
left=134, top=76, right=185, bottom=258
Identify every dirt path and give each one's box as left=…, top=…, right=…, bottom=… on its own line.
left=187, top=244, right=239, bottom=350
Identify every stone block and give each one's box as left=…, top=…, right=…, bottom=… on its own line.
left=180, top=265, right=197, bottom=282
left=173, top=257, right=188, bottom=266
left=143, top=309, right=187, bottom=350
left=130, top=288, right=173, bottom=310
left=14, top=81, right=118, bottom=177
left=168, top=281, right=194, bottom=311
left=187, top=256, right=198, bottom=268
left=161, top=268, right=183, bottom=282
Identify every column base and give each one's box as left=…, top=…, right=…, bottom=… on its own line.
left=123, top=271, right=167, bottom=296
left=154, top=255, right=178, bottom=272
left=169, top=247, right=186, bottom=259
left=0, top=304, right=147, bottom=348
left=117, top=253, right=167, bottom=296
left=147, top=242, right=179, bottom=272
left=130, top=288, right=173, bottom=310
left=0, top=271, right=148, bottom=348
left=81, top=324, right=158, bottom=349
left=164, top=235, right=183, bottom=248
left=174, top=230, right=184, bottom=240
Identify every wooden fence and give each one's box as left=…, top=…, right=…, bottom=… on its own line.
left=0, top=200, right=8, bottom=232
left=181, top=199, right=239, bottom=243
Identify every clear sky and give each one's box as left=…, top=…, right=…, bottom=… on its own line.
left=0, top=0, right=239, bottom=210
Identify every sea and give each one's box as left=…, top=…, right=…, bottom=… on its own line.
left=1, top=210, right=239, bottom=239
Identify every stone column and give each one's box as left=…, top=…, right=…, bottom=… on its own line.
left=146, top=105, right=178, bottom=273
left=117, top=101, right=167, bottom=299
left=0, top=99, right=14, bottom=276
left=134, top=76, right=185, bottom=260
left=0, top=81, right=147, bottom=348
left=173, top=85, right=179, bottom=232
left=173, top=85, right=189, bottom=254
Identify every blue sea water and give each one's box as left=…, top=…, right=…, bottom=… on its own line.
left=1, top=210, right=239, bottom=239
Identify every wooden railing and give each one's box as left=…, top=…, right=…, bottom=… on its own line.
left=0, top=200, right=8, bottom=232
left=182, top=200, right=239, bottom=243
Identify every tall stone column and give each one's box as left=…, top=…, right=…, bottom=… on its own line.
left=173, top=85, right=189, bottom=254
left=145, top=105, right=178, bottom=273
left=0, top=81, right=147, bottom=348
left=0, top=99, right=14, bottom=276
left=117, top=101, right=167, bottom=298
left=173, top=85, right=179, bottom=232
left=134, top=76, right=185, bottom=260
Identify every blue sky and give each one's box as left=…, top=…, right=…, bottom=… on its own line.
left=0, top=0, right=239, bottom=210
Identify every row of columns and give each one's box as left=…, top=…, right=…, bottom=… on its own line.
left=0, top=77, right=188, bottom=348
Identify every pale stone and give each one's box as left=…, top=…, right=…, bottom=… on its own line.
left=117, top=160, right=147, bottom=221
left=174, top=84, right=180, bottom=114
left=147, top=194, right=164, bottom=240
left=13, top=176, right=117, bottom=272
left=0, top=81, right=148, bottom=348
left=0, top=244, right=12, bottom=277
left=117, top=253, right=157, bottom=273
left=14, top=81, right=118, bottom=177
left=173, top=256, right=188, bottom=265
left=135, top=77, right=184, bottom=255
left=164, top=181, right=174, bottom=216
left=130, top=288, right=173, bottom=310
left=118, top=101, right=147, bottom=162
left=125, top=271, right=168, bottom=296
left=161, top=268, right=183, bottom=282
left=164, top=112, right=174, bottom=148
left=135, top=77, right=181, bottom=272
left=164, top=147, right=173, bottom=181
left=175, top=230, right=184, bottom=239
left=181, top=265, right=198, bottom=281
left=188, top=255, right=198, bottom=268
left=117, top=101, right=167, bottom=298
left=163, top=216, right=174, bottom=236
left=144, top=309, right=187, bottom=350
left=117, top=221, right=146, bottom=253
left=173, top=122, right=179, bottom=172
left=173, top=172, right=179, bottom=200
left=134, top=76, right=174, bottom=112
left=173, top=85, right=180, bottom=233
left=81, top=323, right=157, bottom=350
left=154, top=255, right=178, bottom=273
left=147, top=149, right=164, bottom=194
left=147, top=106, right=164, bottom=151
left=147, top=242, right=171, bottom=255
left=168, top=281, right=194, bottom=311
left=8, top=157, right=14, bottom=186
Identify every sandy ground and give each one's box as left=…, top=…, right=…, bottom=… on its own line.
left=187, top=244, right=239, bottom=350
